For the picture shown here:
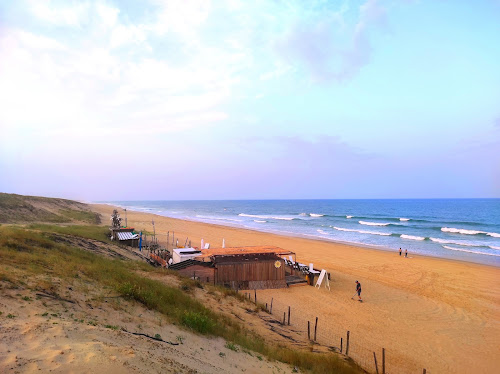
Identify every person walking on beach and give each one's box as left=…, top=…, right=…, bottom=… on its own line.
left=355, top=280, right=362, bottom=302
left=405, top=249, right=408, bottom=258
left=399, top=248, right=402, bottom=256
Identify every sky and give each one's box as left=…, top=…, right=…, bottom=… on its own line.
left=0, top=0, right=499, bottom=201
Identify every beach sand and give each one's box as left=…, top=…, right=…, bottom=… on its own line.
left=92, top=204, right=500, bottom=373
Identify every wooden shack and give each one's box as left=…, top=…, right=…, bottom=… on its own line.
left=168, top=259, right=215, bottom=283
left=195, top=246, right=293, bottom=290
left=212, top=253, right=286, bottom=289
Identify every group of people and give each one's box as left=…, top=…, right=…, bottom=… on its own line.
left=399, top=247, right=408, bottom=257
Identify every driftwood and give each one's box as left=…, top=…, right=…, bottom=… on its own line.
left=122, top=329, right=179, bottom=345
left=36, top=292, right=76, bottom=304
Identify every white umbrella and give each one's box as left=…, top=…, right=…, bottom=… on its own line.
left=222, top=238, right=225, bottom=248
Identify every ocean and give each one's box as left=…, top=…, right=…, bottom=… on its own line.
left=103, top=199, right=500, bottom=266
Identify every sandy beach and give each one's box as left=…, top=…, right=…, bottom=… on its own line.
left=92, top=204, right=500, bottom=373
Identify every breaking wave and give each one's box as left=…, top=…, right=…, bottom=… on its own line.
left=346, top=215, right=353, bottom=219
left=239, top=213, right=296, bottom=221
left=333, top=227, right=391, bottom=236
left=400, top=234, right=425, bottom=241
left=490, top=246, right=500, bottom=250
left=442, top=245, right=500, bottom=257
left=441, top=227, right=500, bottom=238
left=254, top=220, right=267, bottom=223
left=359, top=221, right=390, bottom=227
left=196, top=215, right=243, bottom=222
left=399, top=218, right=410, bottom=221
left=429, top=237, right=480, bottom=247
left=310, top=213, right=325, bottom=217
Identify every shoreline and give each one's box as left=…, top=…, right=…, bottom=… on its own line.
left=95, top=202, right=500, bottom=269
left=91, top=203, right=500, bottom=373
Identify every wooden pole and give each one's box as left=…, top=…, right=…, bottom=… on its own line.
left=254, top=289, right=257, bottom=303
left=340, top=338, right=343, bottom=353
left=423, top=369, right=426, bottom=374
left=314, top=317, right=318, bottom=341
left=287, top=306, right=291, bottom=325
left=373, top=352, right=379, bottom=374
left=270, top=298, right=273, bottom=314
left=346, top=331, right=350, bottom=356
left=283, top=312, right=285, bottom=325
left=307, top=321, right=310, bottom=340
left=266, top=303, right=268, bottom=311
left=382, top=348, right=385, bottom=374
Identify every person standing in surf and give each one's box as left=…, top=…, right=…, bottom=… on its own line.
left=405, top=249, right=408, bottom=258
left=399, top=248, right=402, bottom=256
left=355, top=280, right=362, bottom=302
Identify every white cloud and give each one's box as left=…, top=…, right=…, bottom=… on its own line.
left=28, top=0, right=90, bottom=27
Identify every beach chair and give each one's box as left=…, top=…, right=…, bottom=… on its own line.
left=289, top=256, right=308, bottom=271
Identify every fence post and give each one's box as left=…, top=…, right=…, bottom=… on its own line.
left=340, top=338, right=343, bottom=353
left=283, top=312, right=286, bottom=325
left=266, top=303, right=268, bottom=311
left=346, top=331, right=350, bottom=356
left=423, top=370, right=426, bottom=374
left=308, top=321, right=310, bottom=340
left=254, top=289, right=257, bottom=303
left=288, top=306, right=291, bottom=325
left=382, top=348, right=385, bottom=374
left=270, top=298, right=273, bottom=314
left=314, top=317, right=318, bottom=341
left=373, top=352, right=379, bottom=374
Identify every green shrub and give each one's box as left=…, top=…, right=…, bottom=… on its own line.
left=181, top=311, right=216, bottom=334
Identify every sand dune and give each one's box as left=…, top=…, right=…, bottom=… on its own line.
left=91, top=204, right=500, bottom=373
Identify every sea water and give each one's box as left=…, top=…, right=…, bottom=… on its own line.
left=103, top=199, right=500, bottom=266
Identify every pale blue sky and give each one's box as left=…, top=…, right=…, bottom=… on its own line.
left=0, top=0, right=499, bottom=200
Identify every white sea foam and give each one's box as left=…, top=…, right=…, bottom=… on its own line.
left=399, top=218, right=410, bottom=221
left=441, top=227, right=500, bottom=238
left=254, top=220, right=267, bottom=223
left=442, top=245, right=500, bottom=257
left=490, top=246, right=500, bottom=250
left=299, top=213, right=308, bottom=216
left=239, top=213, right=268, bottom=219
left=400, top=234, right=425, bottom=241
left=310, top=213, right=325, bottom=217
left=196, top=215, right=243, bottom=222
left=346, top=215, right=353, bottom=219
left=429, top=237, right=480, bottom=247
left=316, top=229, right=329, bottom=235
left=359, top=221, right=390, bottom=227
left=239, top=213, right=295, bottom=221
left=333, top=227, right=391, bottom=236
left=441, top=227, right=484, bottom=235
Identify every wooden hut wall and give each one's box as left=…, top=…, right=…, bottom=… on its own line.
left=215, top=258, right=285, bottom=284
left=178, top=266, right=215, bottom=284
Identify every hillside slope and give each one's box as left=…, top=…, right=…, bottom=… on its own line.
left=0, top=194, right=362, bottom=374
left=0, top=193, right=100, bottom=224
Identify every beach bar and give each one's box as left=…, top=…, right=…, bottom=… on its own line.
left=196, top=246, right=294, bottom=290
